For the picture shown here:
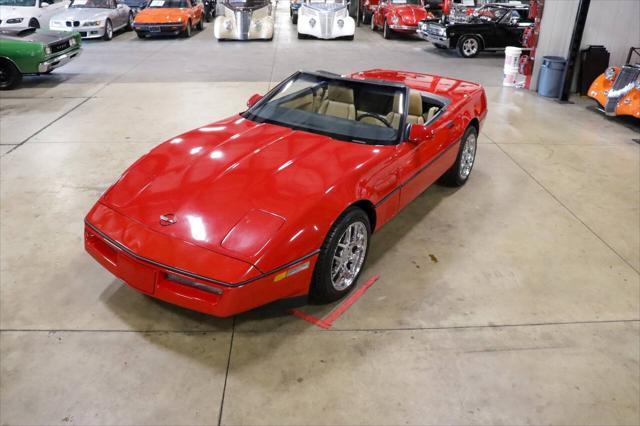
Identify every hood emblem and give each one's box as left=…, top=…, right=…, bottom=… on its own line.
left=159, top=214, right=177, bottom=226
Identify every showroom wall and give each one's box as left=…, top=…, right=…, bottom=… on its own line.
left=531, top=0, right=640, bottom=91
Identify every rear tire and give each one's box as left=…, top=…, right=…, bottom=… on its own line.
left=439, top=125, right=478, bottom=186
left=311, top=207, right=371, bottom=303
left=292, top=13, right=298, bottom=24
left=370, top=15, right=376, bottom=30
left=126, top=13, right=134, bottom=30
left=0, top=59, right=22, bottom=90
left=197, top=16, right=204, bottom=30
left=362, top=12, right=371, bottom=25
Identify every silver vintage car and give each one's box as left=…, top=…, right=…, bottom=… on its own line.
left=49, top=0, right=133, bottom=40
left=213, top=0, right=273, bottom=40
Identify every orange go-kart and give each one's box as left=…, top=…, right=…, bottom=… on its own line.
left=588, top=47, right=640, bottom=119
left=133, top=0, right=205, bottom=38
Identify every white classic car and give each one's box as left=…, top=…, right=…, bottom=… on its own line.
left=0, top=0, right=69, bottom=29
left=213, top=0, right=273, bottom=40
left=297, top=0, right=354, bottom=40
left=49, top=0, right=132, bottom=40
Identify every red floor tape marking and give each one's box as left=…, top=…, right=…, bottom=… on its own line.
left=289, top=274, right=380, bottom=329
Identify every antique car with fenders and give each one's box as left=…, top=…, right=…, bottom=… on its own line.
left=588, top=47, right=640, bottom=119
left=133, top=0, right=205, bottom=38
left=0, top=27, right=81, bottom=89
left=213, top=0, right=273, bottom=40
left=370, top=0, right=434, bottom=39
left=297, top=0, right=355, bottom=40
left=418, top=3, right=531, bottom=57
left=49, top=0, right=133, bottom=41
left=0, top=0, right=69, bottom=29
left=84, top=69, right=487, bottom=317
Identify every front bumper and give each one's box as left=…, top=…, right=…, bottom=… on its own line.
left=84, top=203, right=316, bottom=317
left=50, top=24, right=106, bottom=39
left=38, top=49, right=81, bottom=73
left=134, top=23, right=186, bottom=36
left=388, top=24, right=418, bottom=32
left=418, top=30, right=451, bottom=47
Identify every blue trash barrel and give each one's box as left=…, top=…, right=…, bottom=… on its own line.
left=537, top=56, right=567, bottom=98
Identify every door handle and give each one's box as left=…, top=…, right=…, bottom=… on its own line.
left=446, top=120, right=455, bottom=129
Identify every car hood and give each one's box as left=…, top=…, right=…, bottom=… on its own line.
left=0, top=27, right=73, bottom=43
left=101, top=116, right=382, bottom=260
left=0, top=5, right=37, bottom=18
left=390, top=5, right=428, bottom=24
left=135, top=7, right=187, bottom=22
left=51, top=8, right=112, bottom=21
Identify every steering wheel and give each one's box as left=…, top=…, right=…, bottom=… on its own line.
left=356, top=112, right=392, bottom=128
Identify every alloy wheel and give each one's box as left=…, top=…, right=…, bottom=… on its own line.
left=462, top=38, right=478, bottom=56
left=459, top=132, right=476, bottom=179
left=330, top=221, right=368, bottom=291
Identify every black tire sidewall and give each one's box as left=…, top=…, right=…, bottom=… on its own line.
left=0, top=60, right=21, bottom=90
left=29, top=18, right=40, bottom=28
left=383, top=21, right=391, bottom=39
left=311, top=207, right=371, bottom=303
left=103, top=20, right=113, bottom=40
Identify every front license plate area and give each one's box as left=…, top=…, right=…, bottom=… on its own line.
left=118, top=254, right=156, bottom=294
left=149, top=26, right=161, bottom=32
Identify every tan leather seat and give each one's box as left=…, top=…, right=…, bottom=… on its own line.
left=406, top=91, right=424, bottom=125
left=318, top=84, right=356, bottom=120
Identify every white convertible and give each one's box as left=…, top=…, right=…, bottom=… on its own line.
left=213, top=0, right=273, bottom=40
left=297, top=0, right=354, bottom=40
left=0, top=0, right=69, bottom=29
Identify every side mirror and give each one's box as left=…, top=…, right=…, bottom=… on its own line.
left=41, top=1, right=50, bottom=7
left=406, top=123, right=433, bottom=143
left=247, top=93, right=263, bottom=108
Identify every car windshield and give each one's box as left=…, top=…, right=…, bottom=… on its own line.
left=472, top=6, right=509, bottom=21
left=148, top=0, right=188, bottom=7
left=242, top=72, right=407, bottom=145
left=389, top=0, right=422, bottom=5
left=0, top=0, right=37, bottom=6
left=70, top=0, right=111, bottom=8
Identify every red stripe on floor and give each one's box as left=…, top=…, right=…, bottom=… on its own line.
left=289, top=274, right=380, bottom=329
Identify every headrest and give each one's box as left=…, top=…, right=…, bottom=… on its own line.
left=408, top=91, right=423, bottom=117
left=327, top=84, right=355, bottom=104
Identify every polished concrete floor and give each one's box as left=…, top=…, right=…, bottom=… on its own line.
left=1, top=2, right=639, bottom=425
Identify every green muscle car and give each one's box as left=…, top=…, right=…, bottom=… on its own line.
left=0, top=27, right=81, bottom=90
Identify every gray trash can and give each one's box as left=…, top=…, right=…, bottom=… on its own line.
left=538, top=56, right=567, bottom=98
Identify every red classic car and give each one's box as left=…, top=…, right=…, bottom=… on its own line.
left=359, top=0, right=381, bottom=24
left=370, top=0, right=435, bottom=39
left=84, top=69, right=487, bottom=317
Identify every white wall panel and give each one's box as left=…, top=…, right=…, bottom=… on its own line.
left=530, top=0, right=639, bottom=91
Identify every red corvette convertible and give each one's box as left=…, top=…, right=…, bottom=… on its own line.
left=371, top=0, right=435, bottom=39
left=85, top=69, right=487, bottom=317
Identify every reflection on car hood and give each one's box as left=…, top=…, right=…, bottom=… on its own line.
left=51, top=8, right=113, bottom=21
left=101, top=116, right=383, bottom=257
left=135, top=7, right=187, bottom=22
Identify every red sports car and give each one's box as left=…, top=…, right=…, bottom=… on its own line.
left=371, top=0, right=435, bottom=39
left=85, top=69, right=487, bottom=317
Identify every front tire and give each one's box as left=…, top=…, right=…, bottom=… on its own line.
left=182, top=20, right=192, bottom=37
left=311, top=207, right=371, bottom=303
left=362, top=12, right=371, bottom=25
left=197, top=16, right=204, bottom=30
left=383, top=21, right=392, bottom=39
left=292, top=13, right=298, bottom=24
left=439, top=125, right=478, bottom=186
left=0, top=59, right=22, bottom=90
left=370, top=14, right=376, bottom=30
left=457, top=35, right=480, bottom=58
left=103, top=19, right=113, bottom=41
left=28, top=18, right=40, bottom=28
left=136, top=31, right=146, bottom=39
left=126, top=13, right=134, bottom=31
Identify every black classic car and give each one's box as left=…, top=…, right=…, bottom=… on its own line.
left=418, top=4, right=532, bottom=57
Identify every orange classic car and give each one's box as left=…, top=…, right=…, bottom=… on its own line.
left=133, top=0, right=205, bottom=38
left=588, top=47, right=640, bottom=119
